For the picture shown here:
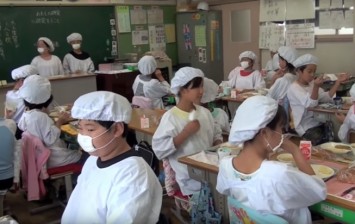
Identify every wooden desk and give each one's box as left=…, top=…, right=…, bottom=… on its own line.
left=179, top=154, right=355, bottom=224
left=308, top=106, right=349, bottom=114
left=128, top=108, right=166, bottom=136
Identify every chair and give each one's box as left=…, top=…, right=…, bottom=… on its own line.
left=21, top=132, right=82, bottom=222
left=348, top=129, right=355, bottom=143
left=132, top=96, right=153, bottom=109
left=227, top=197, right=288, bottom=224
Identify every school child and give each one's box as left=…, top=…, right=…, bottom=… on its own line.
left=202, top=77, right=230, bottom=133
left=63, top=33, right=94, bottom=74
left=31, top=37, right=64, bottom=77
left=5, top=65, right=37, bottom=139
left=62, top=91, right=162, bottom=223
left=336, top=84, right=355, bottom=142
left=132, top=55, right=171, bottom=109
left=287, top=54, right=349, bottom=145
left=217, top=96, right=326, bottom=224
left=152, top=67, right=222, bottom=196
left=228, top=51, right=265, bottom=90
left=267, top=46, right=298, bottom=103
left=17, top=75, right=82, bottom=168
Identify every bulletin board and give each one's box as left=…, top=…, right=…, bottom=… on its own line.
left=115, top=5, right=177, bottom=65
left=0, top=6, right=115, bottom=82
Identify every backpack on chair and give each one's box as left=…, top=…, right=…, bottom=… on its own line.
left=134, top=141, right=160, bottom=176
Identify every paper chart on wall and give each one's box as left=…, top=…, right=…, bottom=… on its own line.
left=331, top=0, right=343, bottom=8
left=319, top=0, right=330, bottom=9
left=130, top=6, right=147, bottom=25
left=319, top=11, right=332, bottom=28
left=344, top=10, right=354, bottom=28
left=344, top=0, right=354, bottom=8
left=259, top=23, right=285, bottom=49
left=259, top=0, right=286, bottom=22
left=331, top=11, right=345, bottom=29
left=132, top=30, right=148, bottom=45
left=195, top=25, right=206, bottom=47
left=285, top=23, right=314, bottom=48
left=116, top=6, right=131, bottom=33
left=165, top=24, right=176, bottom=43
left=149, top=25, right=166, bottom=51
left=147, top=8, right=163, bottom=24
left=198, top=47, right=207, bottom=63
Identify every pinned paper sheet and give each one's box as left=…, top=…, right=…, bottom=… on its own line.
left=130, top=6, right=147, bottom=25
left=331, top=0, right=343, bottom=8
left=198, top=48, right=207, bottom=63
left=319, top=0, right=330, bottom=9
left=116, top=6, right=131, bottom=33
left=147, top=8, right=163, bottom=24
left=132, top=30, right=149, bottom=45
left=140, top=115, right=150, bottom=129
left=195, top=25, right=206, bottom=47
left=344, top=10, right=354, bottom=28
left=319, top=11, right=332, bottom=29
left=165, top=24, right=176, bottom=43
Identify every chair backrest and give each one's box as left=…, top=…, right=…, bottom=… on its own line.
left=348, top=129, right=355, bottom=143
left=227, top=197, right=288, bottom=224
left=132, top=96, right=153, bottom=109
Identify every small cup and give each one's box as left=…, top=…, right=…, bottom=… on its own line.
left=223, top=87, right=232, bottom=96
left=217, top=147, right=232, bottom=161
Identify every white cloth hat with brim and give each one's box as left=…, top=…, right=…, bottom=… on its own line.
left=71, top=91, right=132, bottom=124
left=11, top=65, right=37, bottom=80
left=170, top=67, right=204, bottom=95
left=138, top=55, right=157, bottom=76
left=238, top=51, right=257, bottom=61
left=38, top=37, right=55, bottom=52
left=201, top=77, right=219, bottom=104
left=278, top=46, right=298, bottom=64
left=19, top=75, right=51, bottom=104
left=229, top=96, right=278, bottom=145
left=67, top=33, right=82, bottom=44
left=292, top=54, right=318, bottom=68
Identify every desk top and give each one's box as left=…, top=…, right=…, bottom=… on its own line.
left=308, top=106, right=349, bottom=114
left=128, top=108, right=166, bottom=136
left=178, top=153, right=355, bottom=211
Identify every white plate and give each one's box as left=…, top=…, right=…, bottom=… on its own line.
left=277, top=153, right=294, bottom=163
left=319, top=142, right=352, bottom=154
left=311, top=164, right=335, bottom=179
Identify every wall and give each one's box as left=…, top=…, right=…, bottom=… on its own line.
left=211, top=1, right=260, bottom=79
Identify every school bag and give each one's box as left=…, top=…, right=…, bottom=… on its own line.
left=134, top=141, right=160, bottom=176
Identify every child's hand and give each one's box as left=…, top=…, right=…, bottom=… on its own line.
left=57, top=112, right=70, bottom=125
left=281, top=138, right=299, bottom=155
left=183, top=120, right=200, bottom=135
left=337, top=73, right=350, bottom=83
left=335, top=112, right=346, bottom=123
left=314, top=76, right=325, bottom=87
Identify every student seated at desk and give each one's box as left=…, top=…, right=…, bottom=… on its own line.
left=228, top=51, right=265, bottom=91
left=287, top=54, right=349, bottom=145
left=153, top=67, right=222, bottom=196
left=132, top=55, right=171, bottom=109
left=63, top=33, right=94, bottom=74
left=62, top=91, right=162, bottom=224
left=217, top=96, right=326, bottom=224
left=31, top=37, right=64, bottom=77
left=202, top=77, right=230, bottom=133
left=336, top=84, right=355, bottom=143
left=5, top=65, right=37, bottom=139
left=17, top=75, right=82, bottom=168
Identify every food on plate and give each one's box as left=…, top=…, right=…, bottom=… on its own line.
left=311, top=164, right=335, bottom=179
left=277, top=153, right=294, bottom=163
left=337, top=167, right=355, bottom=184
left=335, top=145, right=352, bottom=150
left=320, top=142, right=352, bottom=154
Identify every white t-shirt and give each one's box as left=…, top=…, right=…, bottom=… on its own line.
left=152, top=105, right=222, bottom=195
left=228, top=67, right=265, bottom=90
left=61, top=155, right=162, bottom=224
left=217, top=157, right=326, bottom=224
left=31, top=55, right=64, bottom=77
left=18, top=110, right=81, bottom=168
left=287, top=81, right=333, bottom=136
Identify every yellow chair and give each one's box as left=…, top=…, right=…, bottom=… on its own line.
left=227, top=197, right=288, bottom=224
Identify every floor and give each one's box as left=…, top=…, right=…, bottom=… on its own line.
left=4, top=191, right=184, bottom=224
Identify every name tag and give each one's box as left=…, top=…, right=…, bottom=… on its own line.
left=140, top=116, right=150, bottom=129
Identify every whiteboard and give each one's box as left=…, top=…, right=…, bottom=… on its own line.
left=259, top=0, right=315, bottom=22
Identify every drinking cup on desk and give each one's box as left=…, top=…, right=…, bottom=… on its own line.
left=223, top=87, right=232, bottom=96
left=333, top=97, right=343, bottom=109
left=217, top=147, right=232, bottom=161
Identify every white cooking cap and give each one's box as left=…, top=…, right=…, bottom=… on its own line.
left=67, top=33, right=82, bottom=44
left=239, top=51, right=257, bottom=61
left=71, top=91, right=132, bottom=124
left=292, top=54, right=319, bottom=68
left=170, top=67, right=204, bottom=95
left=11, top=65, right=37, bottom=80
left=138, top=55, right=157, bottom=76
left=38, top=37, right=55, bottom=52
left=201, top=77, right=219, bottom=104
left=18, top=75, right=51, bottom=104
left=278, top=46, right=298, bottom=64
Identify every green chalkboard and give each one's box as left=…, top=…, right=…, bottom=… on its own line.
left=117, top=6, right=177, bottom=66
left=0, top=6, right=115, bottom=82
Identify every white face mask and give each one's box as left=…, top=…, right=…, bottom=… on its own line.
left=265, top=131, right=284, bottom=152
left=240, top=61, right=249, bottom=69
left=77, top=127, right=115, bottom=153
left=72, top=43, right=81, bottom=50
left=37, top=48, right=45, bottom=54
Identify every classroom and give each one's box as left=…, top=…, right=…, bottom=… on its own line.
left=1, top=0, right=355, bottom=223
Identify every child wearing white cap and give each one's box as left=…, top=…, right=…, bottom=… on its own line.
left=18, top=75, right=82, bottom=168
left=63, top=33, right=94, bottom=74
left=217, top=96, right=326, bottom=224
left=5, top=65, right=37, bottom=129
left=62, top=91, right=162, bottom=224
left=336, top=84, right=355, bottom=142
left=153, top=67, right=222, bottom=196
left=201, top=77, right=230, bottom=133
left=287, top=54, right=349, bottom=145
left=132, top=55, right=171, bottom=109
left=228, top=51, right=265, bottom=91
left=31, top=37, right=64, bottom=77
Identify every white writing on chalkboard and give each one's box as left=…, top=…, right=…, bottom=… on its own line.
left=0, top=20, right=20, bottom=59
left=31, top=9, right=61, bottom=24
